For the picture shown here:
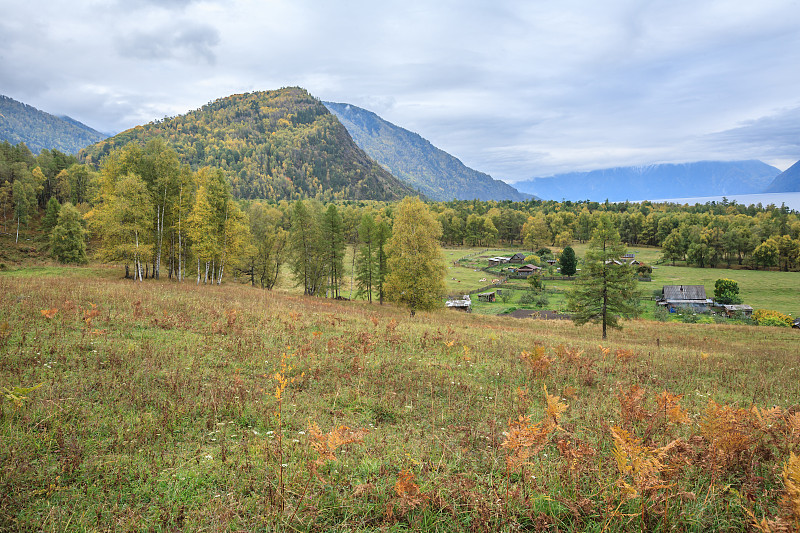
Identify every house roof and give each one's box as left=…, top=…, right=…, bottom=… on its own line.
left=662, top=285, right=706, bottom=300
left=720, top=304, right=753, bottom=312
left=517, top=264, right=541, bottom=271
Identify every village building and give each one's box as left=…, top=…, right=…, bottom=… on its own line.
left=508, top=252, right=527, bottom=263
left=446, top=294, right=472, bottom=312
left=488, top=256, right=511, bottom=267
left=713, top=303, right=754, bottom=317
left=657, top=285, right=712, bottom=313
left=512, top=264, right=542, bottom=278
left=477, top=291, right=496, bottom=302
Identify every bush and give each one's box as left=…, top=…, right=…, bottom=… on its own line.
left=752, top=309, right=793, bottom=327
left=758, top=317, right=789, bottom=328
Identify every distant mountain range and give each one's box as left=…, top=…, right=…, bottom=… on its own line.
left=80, top=88, right=415, bottom=202
left=764, top=160, right=800, bottom=193
left=513, top=160, right=783, bottom=201
left=324, top=102, right=533, bottom=202
left=0, top=95, right=107, bottom=154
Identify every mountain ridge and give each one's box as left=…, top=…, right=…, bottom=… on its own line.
left=323, top=101, right=533, bottom=202
left=80, top=88, right=416, bottom=202
left=763, top=159, right=800, bottom=193
left=0, top=94, right=106, bottom=154
left=513, top=160, right=781, bottom=201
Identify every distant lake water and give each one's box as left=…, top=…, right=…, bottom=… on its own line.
left=651, top=192, right=800, bottom=211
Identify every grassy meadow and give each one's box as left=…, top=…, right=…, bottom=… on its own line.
left=1, top=267, right=799, bottom=531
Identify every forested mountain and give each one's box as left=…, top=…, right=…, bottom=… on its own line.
left=514, top=160, right=781, bottom=201
left=81, top=88, right=416, bottom=202
left=0, top=95, right=106, bottom=155
left=324, top=101, right=533, bottom=202
left=764, top=159, right=800, bottom=192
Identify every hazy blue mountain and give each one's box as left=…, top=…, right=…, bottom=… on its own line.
left=0, top=95, right=106, bottom=154
left=324, top=102, right=533, bottom=202
left=763, top=160, right=800, bottom=193
left=513, top=160, right=781, bottom=202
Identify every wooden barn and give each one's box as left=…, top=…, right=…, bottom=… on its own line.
left=658, top=285, right=711, bottom=313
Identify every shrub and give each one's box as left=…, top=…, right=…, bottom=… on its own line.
left=753, top=309, right=793, bottom=327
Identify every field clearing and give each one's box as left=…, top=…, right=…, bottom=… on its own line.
left=1, top=269, right=798, bottom=531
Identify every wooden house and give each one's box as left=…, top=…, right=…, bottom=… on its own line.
left=477, top=291, right=496, bottom=302
left=488, top=257, right=510, bottom=267
left=514, top=264, right=542, bottom=278
left=508, top=253, right=527, bottom=263
left=657, top=285, right=711, bottom=313
left=715, top=304, right=753, bottom=317
left=446, top=295, right=471, bottom=312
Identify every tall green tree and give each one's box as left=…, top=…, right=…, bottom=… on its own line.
left=385, top=197, right=447, bottom=315
left=355, top=213, right=378, bottom=302
left=288, top=199, right=326, bottom=296
left=375, top=218, right=391, bottom=305
left=41, top=197, right=61, bottom=237
left=50, top=202, right=88, bottom=264
left=566, top=216, right=640, bottom=339
left=322, top=204, right=346, bottom=298
left=559, top=245, right=577, bottom=276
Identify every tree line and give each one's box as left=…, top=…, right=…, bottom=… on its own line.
left=3, top=139, right=799, bottom=282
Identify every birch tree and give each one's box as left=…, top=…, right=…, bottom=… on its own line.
left=88, top=173, right=154, bottom=281
left=384, top=197, right=447, bottom=315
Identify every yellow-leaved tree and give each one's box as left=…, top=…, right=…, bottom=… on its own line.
left=384, top=196, right=447, bottom=316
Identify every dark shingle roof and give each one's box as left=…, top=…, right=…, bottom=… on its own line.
left=662, top=285, right=706, bottom=300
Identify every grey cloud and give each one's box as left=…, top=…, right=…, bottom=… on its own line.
left=116, top=24, right=220, bottom=64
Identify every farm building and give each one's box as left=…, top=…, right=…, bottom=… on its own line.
left=508, top=253, right=527, bottom=263
left=713, top=304, right=754, bottom=317
left=477, top=291, right=496, bottom=302
left=657, top=285, right=712, bottom=313
left=488, top=257, right=510, bottom=267
left=513, top=264, right=542, bottom=278
left=446, top=295, right=471, bottom=312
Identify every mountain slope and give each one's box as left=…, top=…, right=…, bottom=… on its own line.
left=324, top=102, right=532, bottom=202
left=513, top=160, right=781, bottom=201
left=81, top=88, right=416, bottom=201
left=0, top=95, right=106, bottom=154
left=763, top=159, right=800, bottom=192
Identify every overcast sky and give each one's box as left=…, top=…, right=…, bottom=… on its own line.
left=2, top=0, right=799, bottom=181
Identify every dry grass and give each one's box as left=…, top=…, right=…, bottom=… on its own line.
left=1, top=268, right=798, bottom=531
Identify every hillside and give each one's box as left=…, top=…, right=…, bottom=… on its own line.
left=514, top=160, right=781, bottom=201
left=81, top=88, right=416, bottom=201
left=324, top=102, right=533, bottom=202
left=0, top=95, right=106, bottom=155
left=764, top=159, right=800, bottom=192
left=1, top=269, right=798, bottom=530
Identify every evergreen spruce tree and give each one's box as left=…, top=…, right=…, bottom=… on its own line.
left=566, top=216, right=640, bottom=339
left=559, top=245, right=577, bottom=276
